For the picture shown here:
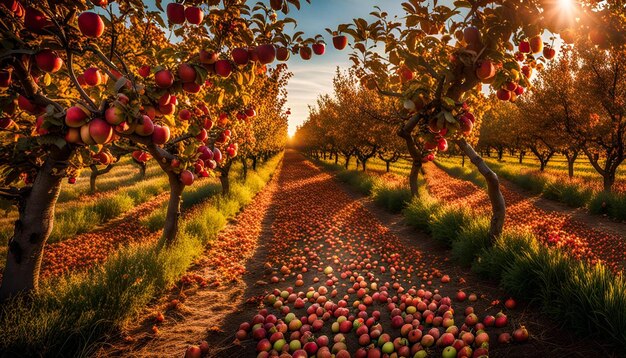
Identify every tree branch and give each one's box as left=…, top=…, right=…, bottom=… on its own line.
left=65, top=50, right=98, bottom=112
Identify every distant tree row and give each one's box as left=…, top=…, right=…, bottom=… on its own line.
left=479, top=41, right=625, bottom=192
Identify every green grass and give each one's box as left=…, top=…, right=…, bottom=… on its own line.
left=56, top=158, right=163, bottom=203
left=403, top=188, right=440, bottom=233
left=335, top=170, right=377, bottom=195
left=0, top=153, right=283, bottom=357
left=47, top=179, right=170, bottom=244
left=371, top=181, right=412, bottom=213
left=435, top=160, right=486, bottom=188
left=451, top=217, right=491, bottom=267
left=589, top=191, right=626, bottom=221
left=430, top=207, right=471, bottom=247
left=543, top=181, right=593, bottom=207
left=472, top=230, right=538, bottom=281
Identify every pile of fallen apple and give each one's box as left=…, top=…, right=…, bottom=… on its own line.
left=185, top=270, right=528, bottom=357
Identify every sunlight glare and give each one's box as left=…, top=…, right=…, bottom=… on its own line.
left=559, top=0, right=574, bottom=13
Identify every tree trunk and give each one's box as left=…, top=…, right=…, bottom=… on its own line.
left=0, top=147, right=72, bottom=300
left=252, top=156, right=258, bottom=171
left=386, top=161, right=390, bottom=173
left=132, top=159, right=146, bottom=179
left=219, top=162, right=232, bottom=195
left=461, top=154, right=465, bottom=167
left=540, top=160, right=547, bottom=171
left=457, top=139, right=505, bottom=243
left=344, top=155, right=351, bottom=169
left=518, top=151, right=525, bottom=164
left=162, top=172, right=184, bottom=247
left=90, top=169, right=97, bottom=195
left=409, top=161, right=421, bottom=197
left=362, top=159, right=367, bottom=172
left=603, top=173, right=615, bottom=193
left=335, top=154, right=339, bottom=165
left=497, top=147, right=504, bottom=161
left=241, top=158, right=248, bottom=179
left=564, top=152, right=578, bottom=179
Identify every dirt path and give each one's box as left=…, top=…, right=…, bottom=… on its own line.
left=424, top=164, right=626, bottom=273
left=104, top=152, right=617, bottom=357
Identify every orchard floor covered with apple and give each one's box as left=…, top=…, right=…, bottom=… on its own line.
left=424, top=164, right=626, bottom=273
left=107, top=152, right=619, bottom=358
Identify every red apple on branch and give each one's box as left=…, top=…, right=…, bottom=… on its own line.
left=83, top=67, right=102, bottom=86
left=257, top=44, right=276, bottom=65
left=78, top=12, right=105, bottom=37
left=66, top=106, right=89, bottom=128
left=35, top=50, right=63, bottom=73
left=166, top=3, right=185, bottom=24
left=333, top=35, right=348, bottom=50
left=89, top=118, right=113, bottom=144
left=155, top=69, right=174, bottom=88
left=184, top=6, right=203, bottom=25
left=312, top=43, right=326, bottom=55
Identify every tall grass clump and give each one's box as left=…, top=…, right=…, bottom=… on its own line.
left=543, top=181, right=593, bottom=207
left=336, top=170, right=376, bottom=195
left=498, top=245, right=626, bottom=347
left=371, top=182, right=412, bottom=213
left=402, top=188, right=440, bottom=232
left=589, top=191, right=626, bottom=221
left=429, top=207, right=471, bottom=247
left=92, top=193, right=135, bottom=222
left=451, top=216, right=490, bottom=267
left=471, top=230, right=538, bottom=281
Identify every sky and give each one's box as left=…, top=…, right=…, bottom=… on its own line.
left=271, top=0, right=406, bottom=137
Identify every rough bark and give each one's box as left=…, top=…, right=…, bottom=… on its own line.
left=397, top=114, right=425, bottom=197
left=135, top=160, right=147, bottom=179
left=0, top=146, right=73, bottom=300
left=241, top=157, right=248, bottom=179
left=219, top=161, right=233, bottom=195
left=89, top=163, right=114, bottom=194
left=162, top=172, right=184, bottom=246
left=409, top=161, right=422, bottom=197
left=457, top=139, right=505, bottom=243
left=564, top=151, right=578, bottom=179
left=583, top=148, right=622, bottom=193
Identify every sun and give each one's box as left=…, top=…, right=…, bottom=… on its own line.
left=559, top=0, right=575, bottom=13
